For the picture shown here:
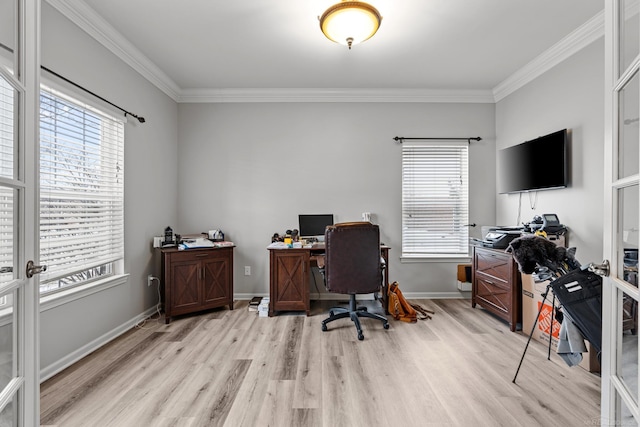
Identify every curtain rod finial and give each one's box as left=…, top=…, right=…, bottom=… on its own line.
left=124, top=111, right=146, bottom=124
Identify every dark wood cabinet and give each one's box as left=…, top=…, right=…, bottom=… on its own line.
left=160, top=246, right=234, bottom=323
left=267, top=245, right=390, bottom=316
left=268, top=249, right=311, bottom=316
left=472, top=246, right=521, bottom=331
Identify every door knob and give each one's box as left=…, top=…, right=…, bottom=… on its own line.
left=588, top=260, right=610, bottom=277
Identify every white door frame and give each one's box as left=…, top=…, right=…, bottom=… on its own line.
left=22, top=0, right=40, bottom=424
left=603, top=0, right=640, bottom=423
left=0, top=0, right=40, bottom=424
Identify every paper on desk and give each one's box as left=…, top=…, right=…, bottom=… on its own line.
left=267, top=242, right=288, bottom=249
left=180, top=238, right=215, bottom=249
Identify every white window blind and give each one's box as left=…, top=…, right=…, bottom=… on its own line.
left=39, top=86, right=124, bottom=291
left=0, top=75, right=15, bottom=287
left=402, top=141, right=469, bottom=257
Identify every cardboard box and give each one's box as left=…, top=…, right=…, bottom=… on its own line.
left=457, top=280, right=472, bottom=292
left=457, top=264, right=471, bottom=282
left=522, top=274, right=561, bottom=348
left=521, top=274, right=600, bottom=373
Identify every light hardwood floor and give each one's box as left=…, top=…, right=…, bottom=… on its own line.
left=40, top=299, right=600, bottom=427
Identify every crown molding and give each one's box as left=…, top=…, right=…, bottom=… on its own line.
left=177, top=88, right=495, bottom=103
left=45, top=0, right=181, bottom=101
left=48, top=0, right=602, bottom=105
left=492, top=10, right=604, bottom=102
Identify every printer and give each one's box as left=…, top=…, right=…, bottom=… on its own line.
left=472, top=226, right=523, bottom=250
left=482, top=228, right=523, bottom=249
left=524, top=214, right=566, bottom=235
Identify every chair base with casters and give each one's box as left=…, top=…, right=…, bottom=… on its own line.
left=321, top=294, right=389, bottom=340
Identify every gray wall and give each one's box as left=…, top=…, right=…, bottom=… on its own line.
left=495, top=39, right=604, bottom=265
left=37, top=1, right=606, bottom=380
left=176, top=102, right=496, bottom=297
left=39, top=3, right=178, bottom=373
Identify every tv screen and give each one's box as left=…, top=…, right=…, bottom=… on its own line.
left=498, top=129, right=568, bottom=194
left=298, top=214, right=334, bottom=237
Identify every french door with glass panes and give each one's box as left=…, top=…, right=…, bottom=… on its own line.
left=603, top=0, right=640, bottom=424
left=0, top=0, right=41, bottom=425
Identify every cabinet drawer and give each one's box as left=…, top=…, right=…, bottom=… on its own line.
left=475, top=251, right=512, bottom=280
left=168, top=249, right=222, bottom=263
left=475, top=270, right=509, bottom=290
left=475, top=276, right=511, bottom=316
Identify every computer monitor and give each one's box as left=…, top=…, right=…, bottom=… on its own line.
left=298, top=214, right=334, bottom=241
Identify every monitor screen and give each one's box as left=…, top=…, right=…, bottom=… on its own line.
left=298, top=214, right=334, bottom=238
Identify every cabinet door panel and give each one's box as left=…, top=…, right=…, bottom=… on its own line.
left=170, top=260, right=200, bottom=312
left=273, top=252, right=308, bottom=311
left=202, top=257, right=231, bottom=306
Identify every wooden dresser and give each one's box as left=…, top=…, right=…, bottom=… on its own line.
left=160, top=246, right=234, bottom=323
left=472, top=246, right=521, bottom=331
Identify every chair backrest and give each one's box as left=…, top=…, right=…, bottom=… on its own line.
left=324, top=222, right=382, bottom=294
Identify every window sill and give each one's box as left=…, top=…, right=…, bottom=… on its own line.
left=40, top=274, right=130, bottom=312
left=400, top=255, right=471, bottom=263
left=0, top=274, right=128, bottom=327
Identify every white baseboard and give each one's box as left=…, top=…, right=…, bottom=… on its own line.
left=234, top=293, right=269, bottom=301
left=40, top=306, right=157, bottom=383
left=234, top=292, right=470, bottom=301
left=402, top=291, right=470, bottom=299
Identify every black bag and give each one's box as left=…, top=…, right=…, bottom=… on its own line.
left=550, top=268, right=602, bottom=354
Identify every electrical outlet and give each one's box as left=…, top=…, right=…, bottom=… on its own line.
left=244, top=266, right=251, bottom=276
left=147, top=274, right=154, bottom=286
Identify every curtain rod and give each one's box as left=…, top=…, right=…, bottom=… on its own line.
left=393, top=136, right=482, bottom=144
left=41, top=66, right=145, bottom=123
left=0, top=42, right=145, bottom=123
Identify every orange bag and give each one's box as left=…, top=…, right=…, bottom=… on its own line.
left=388, top=281, right=417, bottom=322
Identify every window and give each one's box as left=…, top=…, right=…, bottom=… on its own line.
left=39, top=86, right=124, bottom=294
left=402, top=141, right=469, bottom=258
left=0, top=74, right=16, bottom=294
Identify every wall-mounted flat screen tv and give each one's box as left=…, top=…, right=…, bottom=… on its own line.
left=498, top=129, right=568, bottom=194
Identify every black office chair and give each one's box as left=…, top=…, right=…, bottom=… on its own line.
left=320, top=222, right=389, bottom=340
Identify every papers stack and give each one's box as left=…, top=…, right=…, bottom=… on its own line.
left=179, top=237, right=215, bottom=249
left=213, top=241, right=234, bottom=247
left=248, top=296, right=261, bottom=312
left=267, top=242, right=288, bottom=249
left=258, top=297, right=269, bottom=317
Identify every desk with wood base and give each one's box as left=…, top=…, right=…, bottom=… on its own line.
left=268, top=244, right=390, bottom=317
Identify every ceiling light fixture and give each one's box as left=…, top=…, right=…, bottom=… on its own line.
left=319, top=1, right=382, bottom=50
